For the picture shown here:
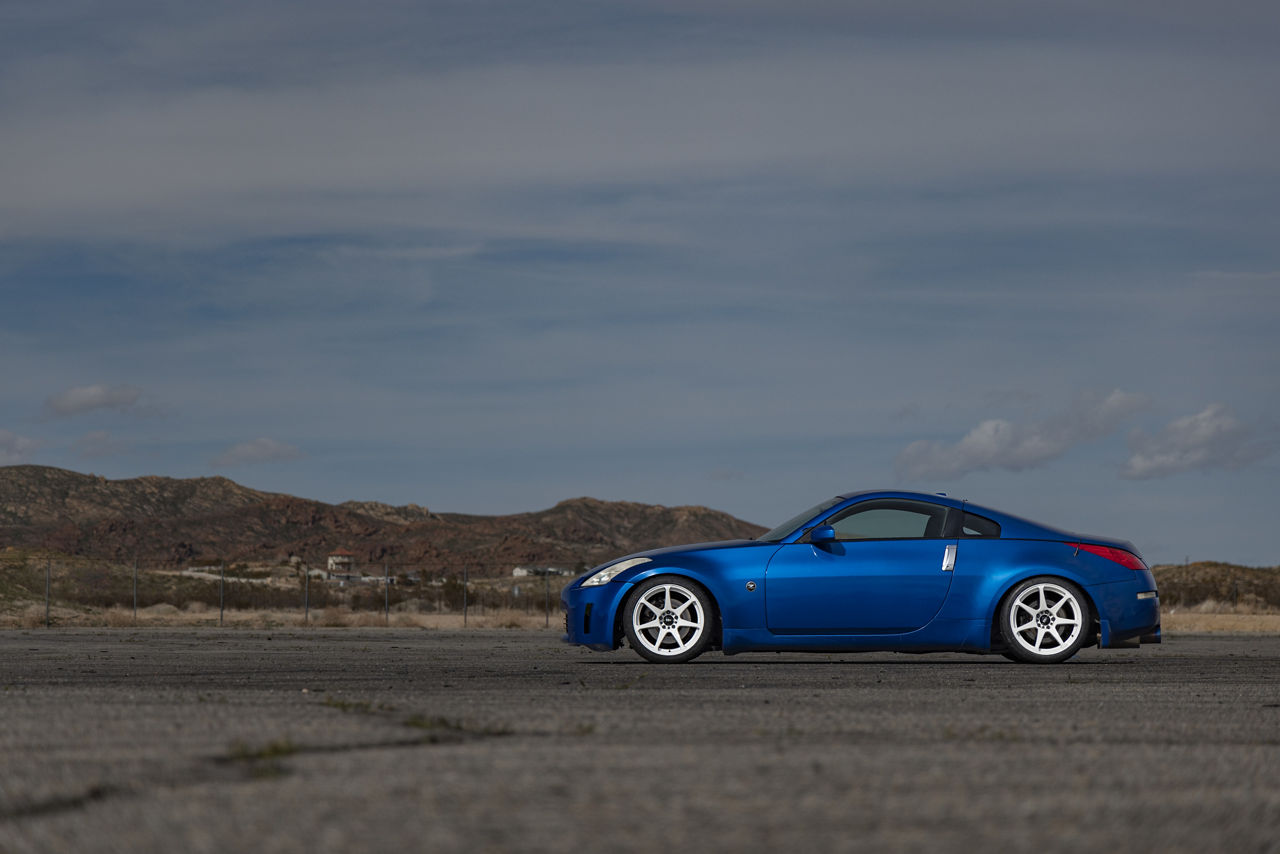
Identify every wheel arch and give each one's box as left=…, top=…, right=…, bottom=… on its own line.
left=612, top=571, right=724, bottom=651
left=988, top=571, right=1101, bottom=650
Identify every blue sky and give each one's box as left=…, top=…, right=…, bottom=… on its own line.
left=2, top=0, right=1278, bottom=564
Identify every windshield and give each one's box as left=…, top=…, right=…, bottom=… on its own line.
left=756, top=496, right=844, bottom=543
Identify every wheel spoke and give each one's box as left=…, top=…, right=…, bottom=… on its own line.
left=630, top=582, right=709, bottom=658
left=1048, top=627, right=1064, bottom=647
left=1016, top=601, right=1037, bottom=616
left=1056, top=616, right=1079, bottom=626
left=1014, top=618, right=1036, bottom=633
left=1037, top=585, right=1047, bottom=611
left=1034, top=627, right=1047, bottom=650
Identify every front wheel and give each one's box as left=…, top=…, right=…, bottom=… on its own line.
left=999, top=577, right=1091, bottom=664
left=623, top=577, right=714, bottom=663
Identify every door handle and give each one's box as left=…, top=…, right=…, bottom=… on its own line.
left=941, top=544, right=956, bottom=572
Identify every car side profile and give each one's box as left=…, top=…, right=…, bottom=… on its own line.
left=560, top=490, right=1160, bottom=664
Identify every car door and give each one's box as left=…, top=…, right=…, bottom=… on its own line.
left=764, top=498, right=956, bottom=634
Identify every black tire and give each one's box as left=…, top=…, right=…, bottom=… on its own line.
left=999, top=576, right=1091, bottom=664
left=623, top=576, right=714, bottom=663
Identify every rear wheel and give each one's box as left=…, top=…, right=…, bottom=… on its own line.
left=999, top=577, right=1090, bottom=664
left=623, top=577, right=713, bottom=663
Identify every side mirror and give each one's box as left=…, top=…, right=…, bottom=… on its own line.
left=810, top=525, right=836, bottom=544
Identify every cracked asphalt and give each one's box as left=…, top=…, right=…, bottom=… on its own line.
left=1, top=629, right=1278, bottom=853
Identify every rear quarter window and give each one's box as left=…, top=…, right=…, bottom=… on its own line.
left=961, top=512, right=1001, bottom=538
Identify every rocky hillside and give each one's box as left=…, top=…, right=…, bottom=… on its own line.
left=0, top=466, right=765, bottom=575
left=1151, top=561, right=1280, bottom=610
left=0, top=465, right=274, bottom=526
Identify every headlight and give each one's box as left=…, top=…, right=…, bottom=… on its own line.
left=581, top=557, right=651, bottom=586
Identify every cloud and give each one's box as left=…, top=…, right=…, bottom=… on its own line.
left=211, top=438, right=304, bottom=468
left=44, top=384, right=143, bottom=417
left=72, top=430, right=129, bottom=459
left=0, top=430, right=40, bottom=464
left=1122, top=404, right=1272, bottom=479
left=896, top=390, right=1148, bottom=480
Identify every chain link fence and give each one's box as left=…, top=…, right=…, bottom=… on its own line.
left=0, top=553, right=571, bottom=629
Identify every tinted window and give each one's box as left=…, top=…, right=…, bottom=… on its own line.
left=961, top=512, right=1001, bottom=538
left=819, top=499, right=949, bottom=541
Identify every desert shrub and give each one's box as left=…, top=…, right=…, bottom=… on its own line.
left=18, top=604, right=46, bottom=628
left=348, top=585, right=408, bottom=612
left=314, top=607, right=351, bottom=627
left=103, top=607, right=135, bottom=627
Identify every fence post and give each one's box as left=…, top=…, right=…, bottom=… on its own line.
left=463, top=566, right=468, bottom=627
left=304, top=566, right=310, bottom=625
left=132, top=556, right=138, bottom=625
left=384, top=561, right=390, bottom=626
left=219, top=562, right=225, bottom=627
left=544, top=572, right=550, bottom=628
left=45, top=558, right=51, bottom=628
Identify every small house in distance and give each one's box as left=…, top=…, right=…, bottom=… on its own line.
left=512, top=566, right=572, bottom=578
left=327, top=549, right=356, bottom=576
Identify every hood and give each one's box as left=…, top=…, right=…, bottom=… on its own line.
left=626, top=538, right=763, bottom=561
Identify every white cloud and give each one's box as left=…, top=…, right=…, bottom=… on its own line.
left=896, top=389, right=1148, bottom=480
left=211, top=438, right=304, bottom=468
left=0, top=430, right=40, bottom=464
left=44, top=384, right=143, bottom=417
left=72, top=430, right=129, bottom=459
left=1122, top=404, right=1271, bottom=479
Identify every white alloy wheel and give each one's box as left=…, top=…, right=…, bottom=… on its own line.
left=625, top=579, right=711, bottom=663
left=1000, top=578, right=1090, bottom=664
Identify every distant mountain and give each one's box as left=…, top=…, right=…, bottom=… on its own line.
left=0, top=466, right=765, bottom=575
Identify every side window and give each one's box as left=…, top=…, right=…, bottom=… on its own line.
left=961, top=512, right=1001, bottom=538
left=820, top=499, right=949, bottom=541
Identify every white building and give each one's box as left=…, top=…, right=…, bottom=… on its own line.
left=327, top=549, right=356, bottom=576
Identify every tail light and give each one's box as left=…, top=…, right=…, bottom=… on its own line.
left=1068, top=542, right=1148, bottom=570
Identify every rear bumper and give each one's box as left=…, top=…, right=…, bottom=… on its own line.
left=1091, top=576, right=1160, bottom=648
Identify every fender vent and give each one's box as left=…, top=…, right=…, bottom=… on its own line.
left=583, top=603, right=593, bottom=634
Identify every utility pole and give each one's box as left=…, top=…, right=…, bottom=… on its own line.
left=219, top=562, right=225, bottom=627
left=463, top=566, right=468, bottom=627
left=384, top=561, right=390, bottom=626
left=132, top=556, right=138, bottom=625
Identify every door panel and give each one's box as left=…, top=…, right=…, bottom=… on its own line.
left=764, top=539, right=956, bottom=634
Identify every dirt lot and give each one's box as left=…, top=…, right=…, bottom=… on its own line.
left=1, top=629, right=1278, bottom=853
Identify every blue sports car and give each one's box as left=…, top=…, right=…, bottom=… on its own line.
left=561, top=490, right=1160, bottom=664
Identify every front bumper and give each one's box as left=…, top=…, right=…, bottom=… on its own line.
left=561, top=580, right=632, bottom=651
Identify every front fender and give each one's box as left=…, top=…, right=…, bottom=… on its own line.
left=624, top=551, right=772, bottom=634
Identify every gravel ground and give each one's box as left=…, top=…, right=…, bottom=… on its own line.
left=1, top=629, right=1278, bottom=853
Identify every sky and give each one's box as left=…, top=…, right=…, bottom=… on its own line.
left=1, top=0, right=1278, bottom=565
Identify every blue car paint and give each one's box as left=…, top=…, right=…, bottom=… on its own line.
left=560, top=490, right=1160, bottom=657
left=764, top=538, right=955, bottom=633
